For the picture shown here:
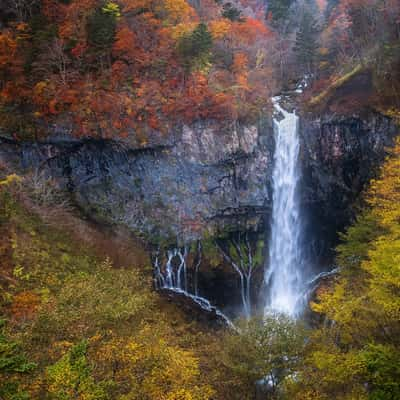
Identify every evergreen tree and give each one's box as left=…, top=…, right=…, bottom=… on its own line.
left=178, top=23, right=213, bottom=74
left=267, top=0, right=293, bottom=24
left=87, top=3, right=120, bottom=54
left=294, top=12, right=319, bottom=75
left=222, top=3, right=243, bottom=22
left=0, top=319, right=36, bottom=400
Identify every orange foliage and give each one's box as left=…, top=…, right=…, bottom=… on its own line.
left=209, top=19, right=231, bottom=39
left=11, top=291, right=40, bottom=321
left=232, top=18, right=272, bottom=44
left=58, top=0, right=96, bottom=41
left=0, top=0, right=277, bottom=139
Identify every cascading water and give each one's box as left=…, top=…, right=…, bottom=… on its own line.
left=264, top=97, right=306, bottom=317
left=154, top=246, right=234, bottom=328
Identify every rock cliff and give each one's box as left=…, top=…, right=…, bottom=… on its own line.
left=0, top=110, right=396, bottom=250
left=0, top=119, right=274, bottom=243
left=300, top=111, right=397, bottom=258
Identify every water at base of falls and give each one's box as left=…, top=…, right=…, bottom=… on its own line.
left=264, top=97, right=306, bottom=317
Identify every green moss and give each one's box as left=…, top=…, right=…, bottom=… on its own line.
left=308, top=64, right=364, bottom=107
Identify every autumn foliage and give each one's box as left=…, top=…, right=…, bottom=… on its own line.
left=0, top=0, right=275, bottom=140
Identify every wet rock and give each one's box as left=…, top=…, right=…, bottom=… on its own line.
left=299, top=111, right=397, bottom=257
left=0, top=120, right=274, bottom=243
left=0, top=109, right=396, bottom=253
left=158, top=287, right=234, bottom=329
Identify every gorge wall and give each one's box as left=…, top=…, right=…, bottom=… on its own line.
left=0, top=110, right=397, bottom=310
left=0, top=119, right=274, bottom=243
left=300, top=111, right=397, bottom=261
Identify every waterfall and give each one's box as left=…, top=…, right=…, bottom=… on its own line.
left=264, top=97, right=305, bottom=317
left=154, top=245, right=235, bottom=327
left=155, top=247, right=188, bottom=291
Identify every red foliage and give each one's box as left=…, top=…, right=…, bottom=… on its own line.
left=0, top=0, right=277, bottom=139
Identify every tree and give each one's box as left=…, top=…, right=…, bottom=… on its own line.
left=222, top=315, right=307, bottom=400
left=87, top=2, right=120, bottom=66
left=266, top=0, right=293, bottom=25
left=45, top=340, right=108, bottom=400
left=291, top=139, right=400, bottom=400
left=95, top=325, right=214, bottom=400
left=32, top=259, right=151, bottom=340
left=4, top=0, right=40, bottom=22
left=294, top=11, right=319, bottom=75
left=177, top=22, right=213, bottom=75
left=0, top=318, right=36, bottom=400
left=222, top=2, right=243, bottom=22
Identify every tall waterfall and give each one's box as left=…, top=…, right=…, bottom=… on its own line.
left=264, top=97, right=305, bottom=317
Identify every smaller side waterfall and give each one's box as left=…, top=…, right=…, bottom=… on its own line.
left=264, top=97, right=306, bottom=317
left=154, top=246, right=195, bottom=293
left=154, top=245, right=234, bottom=328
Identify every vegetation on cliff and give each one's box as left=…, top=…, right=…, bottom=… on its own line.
left=0, top=174, right=225, bottom=399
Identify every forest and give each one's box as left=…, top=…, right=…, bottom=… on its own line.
left=0, top=0, right=400, bottom=399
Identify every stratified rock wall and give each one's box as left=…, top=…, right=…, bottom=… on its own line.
left=0, top=120, right=274, bottom=243
left=0, top=110, right=397, bottom=249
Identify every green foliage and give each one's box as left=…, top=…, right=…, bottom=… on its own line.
left=294, top=12, right=319, bottom=74
left=361, top=344, right=400, bottom=400
left=267, top=0, right=293, bottom=24
left=87, top=4, right=119, bottom=51
left=45, top=340, right=108, bottom=400
left=222, top=315, right=307, bottom=399
left=253, top=239, right=265, bottom=267
left=0, top=319, right=36, bottom=400
left=0, top=188, right=219, bottom=398
left=336, top=210, right=382, bottom=272
left=177, top=23, right=213, bottom=73
left=293, top=140, right=400, bottom=400
left=221, top=3, right=243, bottom=22
left=0, top=320, right=36, bottom=373
left=34, top=259, right=151, bottom=340
left=0, top=175, right=21, bottom=225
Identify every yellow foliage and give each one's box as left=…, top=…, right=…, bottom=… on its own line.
left=297, top=138, right=400, bottom=399
left=169, top=22, right=197, bottom=40
left=160, top=0, right=196, bottom=25
left=97, top=326, right=214, bottom=400
left=0, top=174, right=21, bottom=186
left=209, top=19, right=231, bottom=39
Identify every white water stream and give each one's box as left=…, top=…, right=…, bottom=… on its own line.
left=264, top=97, right=306, bottom=317
left=154, top=247, right=235, bottom=328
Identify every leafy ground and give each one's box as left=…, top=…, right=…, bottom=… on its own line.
left=0, top=176, right=234, bottom=400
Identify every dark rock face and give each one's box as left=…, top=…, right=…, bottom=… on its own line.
left=0, top=110, right=397, bottom=318
left=158, top=288, right=234, bottom=329
left=300, top=111, right=397, bottom=259
left=0, top=120, right=274, bottom=243
left=0, top=111, right=396, bottom=250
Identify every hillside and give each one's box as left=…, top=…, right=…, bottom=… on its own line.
left=1, top=1, right=399, bottom=400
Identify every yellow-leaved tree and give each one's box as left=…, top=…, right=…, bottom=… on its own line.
left=94, top=324, right=214, bottom=400
left=287, top=138, right=400, bottom=400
